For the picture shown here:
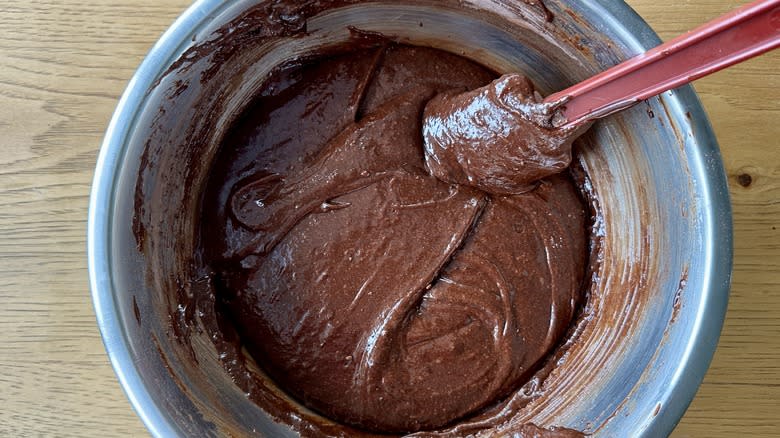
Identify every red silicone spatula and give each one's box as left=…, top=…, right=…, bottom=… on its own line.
left=547, top=0, right=780, bottom=128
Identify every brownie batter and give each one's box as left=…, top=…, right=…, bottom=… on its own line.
left=423, top=74, right=583, bottom=194
left=200, top=45, right=588, bottom=434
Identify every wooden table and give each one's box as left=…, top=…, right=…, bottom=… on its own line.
left=0, top=1, right=777, bottom=436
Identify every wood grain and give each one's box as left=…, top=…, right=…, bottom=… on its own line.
left=0, top=1, right=777, bottom=436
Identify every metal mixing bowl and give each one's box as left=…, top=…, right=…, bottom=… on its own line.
left=88, top=0, right=732, bottom=436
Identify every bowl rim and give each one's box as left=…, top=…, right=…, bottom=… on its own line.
left=87, top=1, right=732, bottom=436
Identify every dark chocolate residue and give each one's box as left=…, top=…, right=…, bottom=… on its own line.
left=132, top=295, right=141, bottom=325
left=523, top=0, right=555, bottom=22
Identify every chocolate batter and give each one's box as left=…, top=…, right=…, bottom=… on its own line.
left=199, top=45, right=589, bottom=434
left=423, top=74, right=584, bottom=194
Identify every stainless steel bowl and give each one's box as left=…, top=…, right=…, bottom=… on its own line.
left=88, top=0, right=732, bottom=436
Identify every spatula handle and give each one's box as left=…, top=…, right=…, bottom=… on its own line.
left=546, top=0, right=780, bottom=127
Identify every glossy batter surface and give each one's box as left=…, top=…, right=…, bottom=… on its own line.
left=199, top=45, right=588, bottom=433
left=423, top=73, right=583, bottom=194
